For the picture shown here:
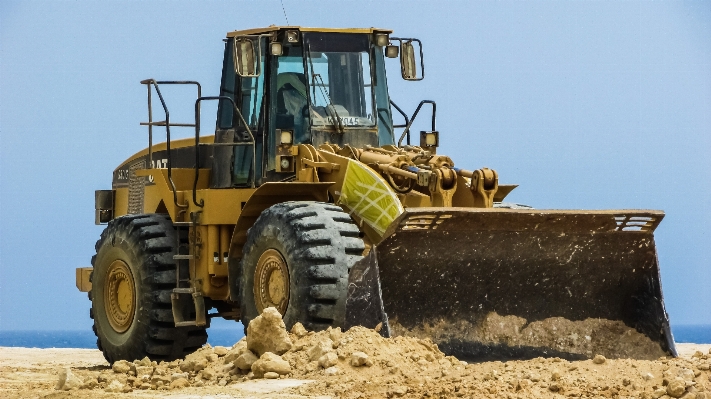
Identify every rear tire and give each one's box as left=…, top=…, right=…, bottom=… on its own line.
left=239, top=202, right=364, bottom=333
left=90, top=214, right=208, bottom=363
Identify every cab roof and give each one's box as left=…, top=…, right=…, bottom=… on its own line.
left=226, top=26, right=392, bottom=38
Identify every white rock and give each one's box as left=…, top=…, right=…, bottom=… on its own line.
left=308, top=339, right=335, bottom=361
left=55, top=367, right=83, bottom=391
left=350, top=351, right=369, bottom=367
left=235, top=350, right=259, bottom=370
left=247, top=307, right=293, bottom=356
left=112, top=360, right=131, bottom=374
left=251, top=352, right=292, bottom=378
left=105, top=380, right=124, bottom=393
left=319, top=352, right=338, bottom=368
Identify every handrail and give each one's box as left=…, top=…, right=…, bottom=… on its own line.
left=192, top=96, right=257, bottom=207
left=397, top=100, right=437, bottom=147
left=389, top=100, right=411, bottom=145
left=140, top=79, right=201, bottom=211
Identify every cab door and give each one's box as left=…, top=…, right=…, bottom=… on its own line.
left=211, top=37, right=266, bottom=188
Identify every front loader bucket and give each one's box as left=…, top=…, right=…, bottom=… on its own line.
left=345, top=208, right=676, bottom=361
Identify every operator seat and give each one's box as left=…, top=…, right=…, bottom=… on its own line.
left=276, top=72, right=308, bottom=143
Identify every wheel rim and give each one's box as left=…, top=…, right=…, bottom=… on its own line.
left=104, top=260, right=136, bottom=333
left=254, top=249, right=289, bottom=315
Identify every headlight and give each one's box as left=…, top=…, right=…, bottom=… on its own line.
left=280, top=129, right=293, bottom=145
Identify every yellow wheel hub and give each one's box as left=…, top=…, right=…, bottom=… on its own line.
left=104, top=260, right=136, bottom=333
left=254, top=249, right=289, bottom=315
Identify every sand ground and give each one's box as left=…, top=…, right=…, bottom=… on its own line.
left=1, top=343, right=710, bottom=398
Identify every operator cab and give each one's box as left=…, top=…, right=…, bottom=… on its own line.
left=212, top=27, right=421, bottom=188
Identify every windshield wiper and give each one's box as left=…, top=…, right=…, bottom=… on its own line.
left=306, top=41, right=344, bottom=134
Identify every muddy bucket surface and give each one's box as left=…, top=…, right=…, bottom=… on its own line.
left=346, top=208, right=675, bottom=361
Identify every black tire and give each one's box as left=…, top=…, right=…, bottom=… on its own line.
left=239, top=202, right=364, bottom=333
left=90, top=214, right=208, bottom=363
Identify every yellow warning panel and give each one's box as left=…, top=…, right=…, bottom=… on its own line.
left=338, top=161, right=404, bottom=237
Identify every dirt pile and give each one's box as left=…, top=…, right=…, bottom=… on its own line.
left=50, top=307, right=711, bottom=398
left=390, top=312, right=668, bottom=360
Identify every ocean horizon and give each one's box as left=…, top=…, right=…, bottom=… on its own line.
left=0, top=325, right=709, bottom=349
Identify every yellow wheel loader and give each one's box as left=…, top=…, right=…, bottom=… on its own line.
left=76, top=26, right=675, bottom=363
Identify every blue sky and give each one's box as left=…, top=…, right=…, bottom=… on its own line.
left=1, top=0, right=709, bottom=332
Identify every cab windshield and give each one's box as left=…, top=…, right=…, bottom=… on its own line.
left=303, top=33, right=375, bottom=129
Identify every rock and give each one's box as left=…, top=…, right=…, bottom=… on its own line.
left=135, top=366, right=154, bottom=379
left=224, top=339, right=248, bottom=364
left=329, top=327, right=343, bottom=343
left=170, top=378, right=190, bottom=390
left=235, top=350, right=259, bottom=370
left=319, top=352, right=338, bottom=368
left=55, top=367, right=83, bottom=391
left=136, top=356, right=152, bottom=367
left=593, top=355, right=606, bottom=364
left=214, top=346, right=229, bottom=356
left=387, top=385, right=409, bottom=397
left=679, top=368, right=695, bottom=381
left=179, top=360, right=193, bottom=372
left=151, top=375, right=171, bottom=386
left=105, top=380, right=124, bottom=393
left=264, top=372, right=280, bottom=379
left=549, top=382, right=562, bottom=392
left=350, top=351, right=369, bottom=367
left=525, top=372, right=541, bottom=382
left=206, top=353, right=219, bottom=363
left=668, top=378, right=687, bottom=398
left=652, top=387, right=667, bottom=398
left=112, top=360, right=131, bottom=374
left=221, top=362, right=235, bottom=373
left=517, top=379, right=532, bottom=390
left=291, top=322, right=308, bottom=337
left=218, top=378, right=228, bottom=386
left=201, top=369, right=215, bottom=380
left=694, top=351, right=704, bottom=358
left=308, top=339, right=335, bottom=361
left=246, top=307, right=293, bottom=356
left=324, top=366, right=340, bottom=376
left=171, top=372, right=188, bottom=381
left=251, top=352, right=292, bottom=378
left=193, top=359, right=208, bottom=372
left=643, top=372, right=655, bottom=380
left=551, top=369, right=562, bottom=381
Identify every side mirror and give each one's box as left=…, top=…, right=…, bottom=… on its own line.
left=234, top=37, right=259, bottom=77
left=391, top=38, right=424, bottom=81
left=401, top=41, right=417, bottom=80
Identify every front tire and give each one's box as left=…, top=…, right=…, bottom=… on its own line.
left=90, top=214, right=207, bottom=363
left=239, top=202, right=364, bottom=332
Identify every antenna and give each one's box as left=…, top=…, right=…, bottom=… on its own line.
left=280, top=0, right=290, bottom=25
